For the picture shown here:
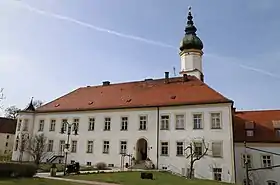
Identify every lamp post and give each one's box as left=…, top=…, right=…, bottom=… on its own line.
left=61, top=121, right=78, bottom=176
left=19, top=132, right=29, bottom=162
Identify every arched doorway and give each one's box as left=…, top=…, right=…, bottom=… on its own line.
left=136, top=138, right=148, bottom=161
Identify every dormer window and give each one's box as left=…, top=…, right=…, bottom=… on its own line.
left=245, top=121, right=255, bottom=137
left=272, top=120, right=280, bottom=137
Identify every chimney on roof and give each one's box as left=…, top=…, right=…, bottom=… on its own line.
left=102, top=81, right=110, bottom=86
left=183, top=74, right=188, bottom=82
left=164, top=72, right=169, bottom=83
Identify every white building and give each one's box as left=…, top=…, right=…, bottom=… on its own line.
left=234, top=110, right=280, bottom=185
left=15, top=8, right=279, bottom=184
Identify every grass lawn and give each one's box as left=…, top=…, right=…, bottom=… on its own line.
left=0, top=178, right=84, bottom=185
left=66, top=171, right=233, bottom=185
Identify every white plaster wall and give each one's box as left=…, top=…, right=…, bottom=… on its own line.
left=158, top=104, right=235, bottom=183
left=235, top=143, right=280, bottom=185
left=180, top=52, right=202, bottom=72
left=0, top=133, right=15, bottom=155
left=11, top=103, right=235, bottom=183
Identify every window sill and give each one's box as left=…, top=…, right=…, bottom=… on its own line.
left=103, top=152, right=109, bottom=154
left=88, top=130, right=94, bottom=131
left=138, top=129, right=147, bottom=131
left=86, top=152, right=93, bottom=154
left=103, top=130, right=111, bottom=131
left=212, top=156, right=223, bottom=158
left=193, top=128, right=203, bottom=130
left=160, top=154, right=169, bottom=157
left=120, top=130, right=128, bottom=131
left=160, top=129, right=169, bottom=131
left=176, top=154, right=184, bottom=157
left=175, top=128, right=185, bottom=130
left=211, top=128, right=222, bottom=130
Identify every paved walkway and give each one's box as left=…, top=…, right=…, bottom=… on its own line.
left=36, top=174, right=120, bottom=185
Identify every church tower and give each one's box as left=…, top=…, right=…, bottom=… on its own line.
left=179, top=7, right=204, bottom=81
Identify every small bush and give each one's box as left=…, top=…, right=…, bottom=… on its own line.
left=96, top=162, right=107, bottom=170
left=0, top=162, right=37, bottom=178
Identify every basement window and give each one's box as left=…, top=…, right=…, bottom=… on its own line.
left=246, top=130, right=254, bottom=137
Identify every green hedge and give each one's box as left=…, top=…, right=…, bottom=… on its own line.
left=0, top=162, right=37, bottom=178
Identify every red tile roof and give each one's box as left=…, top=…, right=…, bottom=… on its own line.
left=0, top=117, right=17, bottom=134
left=36, top=76, right=232, bottom=113
left=234, top=110, right=280, bottom=143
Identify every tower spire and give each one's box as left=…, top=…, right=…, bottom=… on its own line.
left=24, top=97, right=35, bottom=112
left=184, top=6, right=197, bottom=35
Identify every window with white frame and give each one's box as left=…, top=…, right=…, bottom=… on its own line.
left=121, top=117, right=128, bottom=131
left=103, top=141, right=110, bottom=154
left=104, top=117, right=111, bottom=131
left=242, top=154, right=252, bottom=168
left=176, top=142, right=184, bottom=156
left=262, top=155, right=272, bottom=167
left=59, top=140, right=65, bottom=153
left=160, top=115, right=170, bottom=130
left=38, top=120, right=44, bottom=131
left=194, top=142, right=203, bottom=156
left=17, top=119, right=22, bottom=131
left=49, top=119, right=56, bottom=131
left=86, top=162, right=92, bottom=166
left=246, top=130, right=254, bottom=137
left=213, top=168, right=222, bottom=181
left=120, top=141, right=127, bottom=154
left=88, top=118, right=95, bottom=131
left=87, top=141, right=93, bottom=153
left=211, top=113, right=221, bottom=129
left=193, top=114, right=203, bottom=129
left=212, top=142, right=223, bottom=157
left=175, top=115, right=185, bottom=130
left=139, top=116, right=147, bottom=130
left=23, top=119, right=29, bottom=131
left=14, top=138, right=19, bottom=151
left=161, top=142, right=168, bottom=156
left=71, top=140, right=77, bottom=153
left=61, top=119, right=67, bottom=133
left=47, top=140, right=54, bottom=152
left=73, top=118, right=79, bottom=131
left=267, top=180, right=277, bottom=185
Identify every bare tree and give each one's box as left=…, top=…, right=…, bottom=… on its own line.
left=4, top=106, right=21, bottom=119
left=0, top=88, right=4, bottom=102
left=32, top=99, right=44, bottom=109
left=27, top=134, right=48, bottom=165
left=185, top=138, right=209, bottom=179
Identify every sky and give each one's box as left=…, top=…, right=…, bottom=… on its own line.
left=1, top=0, right=280, bottom=115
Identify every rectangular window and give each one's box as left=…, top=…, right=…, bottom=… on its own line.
left=49, top=119, right=56, bottom=131
left=87, top=141, right=93, bottom=153
left=61, top=119, right=67, bottom=133
left=38, top=120, right=44, bottom=131
left=193, top=114, right=203, bottom=129
left=88, top=118, right=95, bottom=131
left=71, top=140, right=77, bottom=153
left=121, top=117, right=128, bottom=131
left=211, top=113, right=221, bottom=129
left=47, top=140, right=54, bottom=152
left=5, top=142, right=8, bottom=147
left=86, top=162, right=92, bottom=166
left=262, top=155, right=272, bottom=167
left=212, top=142, right=223, bottom=157
left=139, top=116, right=147, bottom=130
left=267, top=181, right=277, bottom=185
left=14, top=139, right=19, bottom=151
left=103, top=141, right=110, bottom=154
left=160, top=115, right=170, bottom=130
left=73, top=118, right=79, bottom=131
left=120, top=141, right=127, bottom=154
left=6, top=135, right=9, bottom=139
left=176, top=142, right=184, bottom=156
left=17, top=120, right=22, bottom=131
left=242, top=154, right=252, bottom=168
left=275, top=129, right=280, bottom=137
left=161, top=142, right=169, bottom=156
left=213, top=168, right=222, bottom=181
left=194, top=142, right=203, bottom=156
left=59, top=140, right=65, bottom=153
left=175, top=115, right=185, bottom=130
left=104, top=117, right=111, bottom=131
left=23, top=119, right=29, bottom=131
left=246, top=130, right=254, bottom=137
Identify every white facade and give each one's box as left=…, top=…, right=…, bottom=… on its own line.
left=235, top=142, right=280, bottom=185
left=179, top=49, right=203, bottom=80
left=12, top=103, right=235, bottom=183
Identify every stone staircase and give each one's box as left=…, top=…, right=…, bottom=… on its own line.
left=130, top=160, right=147, bottom=169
